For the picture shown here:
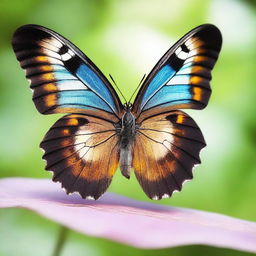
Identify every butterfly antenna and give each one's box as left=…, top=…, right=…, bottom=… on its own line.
left=109, top=74, right=127, bottom=104
left=128, top=73, right=146, bottom=104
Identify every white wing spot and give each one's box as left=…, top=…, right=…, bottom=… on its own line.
left=167, top=75, right=190, bottom=85
left=86, top=195, right=95, bottom=200
left=41, top=48, right=60, bottom=58
left=162, top=193, right=170, bottom=199
left=61, top=49, right=75, bottom=61
left=57, top=80, right=87, bottom=91
left=39, top=38, right=63, bottom=51
left=47, top=38, right=63, bottom=48
left=175, top=46, right=189, bottom=60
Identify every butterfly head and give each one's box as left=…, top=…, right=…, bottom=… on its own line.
left=123, top=102, right=132, bottom=111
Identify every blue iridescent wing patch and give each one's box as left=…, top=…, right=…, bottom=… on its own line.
left=12, top=25, right=122, bottom=118
left=132, top=24, right=222, bottom=118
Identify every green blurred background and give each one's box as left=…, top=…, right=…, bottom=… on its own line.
left=0, top=0, right=255, bottom=255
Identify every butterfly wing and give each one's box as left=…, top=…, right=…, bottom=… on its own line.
left=12, top=24, right=122, bottom=122
left=131, top=24, right=221, bottom=199
left=132, top=110, right=205, bottom=199
left=132, top=24, right=222, bottom=122
left=40, top=114, right=120, bottom=199
left=12, top=25, right=123, bottom=199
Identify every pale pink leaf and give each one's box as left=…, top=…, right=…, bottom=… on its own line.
left=0, top=178, right=255, bottom=252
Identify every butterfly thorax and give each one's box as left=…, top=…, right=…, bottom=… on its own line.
left=120, top=110, right=136, bottom=142
left=118, top=108, right=136, bottom=179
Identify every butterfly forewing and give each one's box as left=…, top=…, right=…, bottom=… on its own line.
left=133, top=24, right=222, bottom=122
left=12, top=24, right=122, bottom=122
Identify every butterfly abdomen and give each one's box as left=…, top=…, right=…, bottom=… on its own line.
left=119, top=110, right=136, bottom=179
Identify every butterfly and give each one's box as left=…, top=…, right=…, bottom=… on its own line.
left=12, top=24, right=222, bottom=200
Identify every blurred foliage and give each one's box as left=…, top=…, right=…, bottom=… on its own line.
left=0, top=0, right=255, bottom=255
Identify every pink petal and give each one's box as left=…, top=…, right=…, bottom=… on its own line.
left=0, top=178, right=255, bottom=252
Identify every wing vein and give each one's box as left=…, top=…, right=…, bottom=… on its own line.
left=137, top=130, right=200, bottom=162
left=138, top=127, right=205, bottom=145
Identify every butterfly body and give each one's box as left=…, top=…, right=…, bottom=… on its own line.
left=12, top=24, right=222, bottom=200
left=118, top=106, right=136, bottom=178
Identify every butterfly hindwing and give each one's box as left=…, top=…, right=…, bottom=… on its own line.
left=133, top=24, right=222, bottom=122
left=12, top=24, right=122, bottom=121
left=40, top=114, right=120, bottom=199
left=133, top=110, right=206, bottom=199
